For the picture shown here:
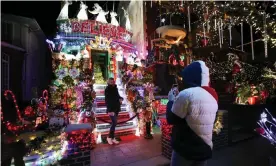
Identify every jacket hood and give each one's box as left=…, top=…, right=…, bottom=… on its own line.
left=181, top=61, right=210, bottom=88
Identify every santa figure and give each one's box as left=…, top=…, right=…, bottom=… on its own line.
left=232, top=56, right=242, bottom=76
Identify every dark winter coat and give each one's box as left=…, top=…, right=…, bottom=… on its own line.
left=105, top=85, right=123, bottom=115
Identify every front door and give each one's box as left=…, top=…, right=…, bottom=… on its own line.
left=91, top=50, right=109, bottom=84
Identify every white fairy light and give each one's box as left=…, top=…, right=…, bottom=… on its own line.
left=257, top=108, right=276, bottom=145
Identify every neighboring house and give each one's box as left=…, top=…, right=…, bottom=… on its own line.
left=1, top=14, right=51, bottom=104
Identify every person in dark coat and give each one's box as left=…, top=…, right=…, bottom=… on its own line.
left=105, top=78, right=123, bottom=145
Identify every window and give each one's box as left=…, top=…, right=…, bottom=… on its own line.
left=1, top=22, right=14, bottom=43
left=1, top=53, right=10, bottom=91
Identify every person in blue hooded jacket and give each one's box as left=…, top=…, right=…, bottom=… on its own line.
left=166, top=61, right=218, bottom=166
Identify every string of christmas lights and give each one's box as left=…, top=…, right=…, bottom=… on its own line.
left=152, top=1, right=276, bottom=48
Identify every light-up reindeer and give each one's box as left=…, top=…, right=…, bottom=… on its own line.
left=88, top=3, right=109, bottom=24
left=122, top=7, right=131, bottom=31
left=57, top=0, right=72, bottom=20
left=110, top=11, right=119, bottom=26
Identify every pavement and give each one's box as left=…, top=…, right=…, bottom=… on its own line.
left=91, top=128, right=276, bottom=166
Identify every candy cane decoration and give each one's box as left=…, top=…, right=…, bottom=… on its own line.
left=42, top=89, right=49, bottom=103
left=4, top=90, right=23, bottom=122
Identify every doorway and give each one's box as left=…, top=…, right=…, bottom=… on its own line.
left=91, top=50, right=109, bottom=84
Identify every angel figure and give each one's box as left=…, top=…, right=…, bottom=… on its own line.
left=88, top=3, right=109, bottom=24
left=110, top=11, right=119, bottom=26
left=122, top=7, right=131, bottom=31
left=57, top=0, right=72, bottom=20
left=77, top=1, right=88, bottom=20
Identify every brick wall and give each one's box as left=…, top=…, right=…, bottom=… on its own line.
left=160, top=117, right=172, bottom=160
left=161, top=110, right=229, bottom=160
left=59, top=151, right=91, bottom=166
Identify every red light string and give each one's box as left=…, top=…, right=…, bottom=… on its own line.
left=4, top=90, right=23, bottom=122
left=42, top=89, right=49, bottom=103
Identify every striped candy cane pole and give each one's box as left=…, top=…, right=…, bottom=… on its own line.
left=4, top=90, right=23, bottom=122
left=42, top=90, right=49, bottom=103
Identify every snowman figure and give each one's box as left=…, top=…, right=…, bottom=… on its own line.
left=49, top=109, right=66, bottom=129
left=78, top=109, right=94, bottom=124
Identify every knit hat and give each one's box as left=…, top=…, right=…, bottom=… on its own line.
left=181, top=60, right=210, bottom=88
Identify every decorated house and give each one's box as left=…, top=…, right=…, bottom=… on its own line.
left=46, top=2, right=146, bottom=142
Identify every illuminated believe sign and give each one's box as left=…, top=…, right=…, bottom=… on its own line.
left=58, top=20, right=132, bottom=42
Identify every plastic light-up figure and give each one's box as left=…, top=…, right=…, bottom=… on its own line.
left=57, top=0, right=72, bottom=20
left=77, top=1, right=88, bottom=20
left=110, top=11, right=119, bottom=26
left=122, top=7, right=132, bottom=32
left=88, top=3, right=109, bottom=24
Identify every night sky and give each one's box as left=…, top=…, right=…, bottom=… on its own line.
left=2, top=1, right=275, bottom=60
left=1, top=1, right=120, bottom=38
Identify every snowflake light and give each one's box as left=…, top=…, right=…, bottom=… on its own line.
left=256, top=108, right=276, bottom=145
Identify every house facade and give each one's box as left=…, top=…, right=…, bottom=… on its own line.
left=1, top=14, right=51, bottom=104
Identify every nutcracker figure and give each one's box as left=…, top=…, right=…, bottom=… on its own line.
left=144, top=105, right=153, bottom=139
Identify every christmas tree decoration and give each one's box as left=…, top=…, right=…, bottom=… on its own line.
left=93, top=64, right=105, bottom=84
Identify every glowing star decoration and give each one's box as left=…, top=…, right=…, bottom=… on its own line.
left=110, top=11, right=119, bottom=26
left=57, top=0, right=72, bottom=20
left=56, top=68, right=68, bottom=79
left=88, top=3, right=109, bottom=24
left=124, top=34, right=131, bottom=42
left=77, top=1, right=88, bottom=20
left=69, top=68, right=80, bottom=78
left=122, top=7, right=132, bottom=32
left=257, top=108, right=276, bottom=145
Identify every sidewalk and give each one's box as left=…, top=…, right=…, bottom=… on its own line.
left=91, top=132, right=170, bottom=166
left=91, top=131, right=274, bottom=166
